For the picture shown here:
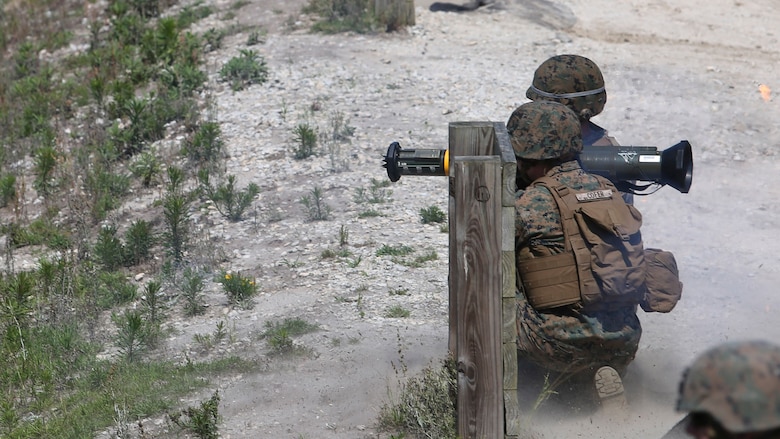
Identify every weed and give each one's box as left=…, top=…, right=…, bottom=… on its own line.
left=177, top=4, right=214, bottom=28
left=160, top=62, right=208, bottom=96
left=169, top=390, right=221, bottom=439
left=194, top=321, right=230, bottom=351
left=300, top=186, right=332, bottom=221
left=113, top=309, right=150, bottom=362
left=94, top=224, right=124, bottom=271
left=347, top=255, right=362, bottom=268
left=84, top=165, right=131, bottom=221
left=279, top=98, right=288, bottom=121
left=304, top=0, right=380, bottom=34
left=339, top=224, right=349, bottom=246
left=218, top=271, right=258, bottom=307
left=33, top=145, right=58, bottom=198
left=358, top=208, right=383, bottom=218
left=328, top=110, right=355, bottom=142
left=354, top=178, right=392, bottom=204
left=199, top=172, right=260, bottom=222
left=203, top=28, right=225, bottom=52
left=389, top=287, right=410, bottom=296
left=219, top=49, right=268, bottom=91
left=420, top=205, right=446, bottom=224
left=94, top=271, right=138, bottom=309
left=408, top=250, right=438, bottom=268
left=246, top=30, right=265, bottom=46
left=261, top=318, right=319, bottom=355
left=141, top=280, right=166, bottom=327
left=357, top=292, right=365, bottom=318
left=163, top=194, right=190, bottom=261
left=378, top=357, right=457, bottom=439
left=376, top=244, right=414, bottom=257
left=280, top=257, right=304, bottom=268
left=124, top=219, right=154, bottom=266
left=385, top=305, right=410, bottom=318
left=185, top=121, right=224, bottom=165
left=130, top=150, right=162, bottom=187
left=181, top=267, right=207, bottom=316
left=0, top=174, right=17, bottom=207
left=291, top=123, right=317, bottom=159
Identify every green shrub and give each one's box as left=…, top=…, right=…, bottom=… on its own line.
left=420, top=205, right=446, bottom=224
left=385, top=305, right=410, bottom=318
left=112, top=309, right=149, bottom=362
left=354, top=178, right=392, bottom=204
left=130, top=150, right=162, bottom=187
left=123, top=219, right=154, bottom=266
left=304, top=0, right=380, bottom=34
left=159, top=62, right=208, bottom=96
left=379, top=358, right=457, bottom=439
left=184, top=121, right=223, bottom=164
left=300, top=186, right=331, bottom=221
left=181, top=267, right=206, bottom=317
left=219, top=49, right=268, bottom=91
left=291, top=123, right=317, bottom=159
left=97, top=271, right=138, bottom=308
left=163, top=193, right=190, bottom=261
left=169, top=390, right=220, bottom=439
left=0, top=174, right=16, bottom=207
left=94, top=224, right=124, bottom=271
left=218, top=271, right=258, bottom=306
left=260, top=318, right=319, bottom=355
left=376, top=244, right=414, bottom=257
left=202, top=28, right=225, bottom=52
left=33, top=145, right=58, bottom=197
left=200, top=173, right=260, bottom=222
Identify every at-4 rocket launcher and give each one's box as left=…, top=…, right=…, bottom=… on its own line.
left=382, top=140, right=693, bottom=194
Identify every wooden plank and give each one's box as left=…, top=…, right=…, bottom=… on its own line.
left=448, top=179, right=458, bottom=355
left=492, top=121, right=517, bottom=208
left=503, top=342, right=522, bottom=437
left=448, top=121, right=498, bottom=360
left=449, top=122, right=496, bottom=157
left=453, top=156, right=502, bottom=439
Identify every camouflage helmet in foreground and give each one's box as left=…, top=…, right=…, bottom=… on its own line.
left=677, top=340, right=780, bottom=433
left=507, top=101, right=582, bottom=161
left=526, top=54, right=607, bottom=120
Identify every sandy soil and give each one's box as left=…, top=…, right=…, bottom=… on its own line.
left=92, top=0, right=780, bottom=437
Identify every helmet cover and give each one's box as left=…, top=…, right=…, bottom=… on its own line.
left=526, top=54, right=607, bottom=119
left=677, top=340, right=780, bottom=433
left=506, top=101, right=582, bottom=160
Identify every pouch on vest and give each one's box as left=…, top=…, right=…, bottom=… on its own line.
left=518, top=175, right=646, bottom=310
left=640, top=248, right=683, bottom=313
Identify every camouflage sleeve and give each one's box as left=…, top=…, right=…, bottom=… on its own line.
left=515, top=185, right=560, bottom=245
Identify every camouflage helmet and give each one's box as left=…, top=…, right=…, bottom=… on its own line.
left=526, top=54, right=607, bottom=120
left=677, top=340, right=780, bottom=433
left=506, top=101, right=582, bottom=161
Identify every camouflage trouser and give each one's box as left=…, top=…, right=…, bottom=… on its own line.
left=516, top=291, right=642, bottom=377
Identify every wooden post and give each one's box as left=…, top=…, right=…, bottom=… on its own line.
left=374, top=0, right=415, bottom=29
left=448, top=122, right=516, bottom=438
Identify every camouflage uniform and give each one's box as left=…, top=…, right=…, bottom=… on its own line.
left=509, top=101, right=641, bottom=376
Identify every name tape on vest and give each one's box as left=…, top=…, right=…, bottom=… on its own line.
left=575, top=189, right=613, bottom=202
